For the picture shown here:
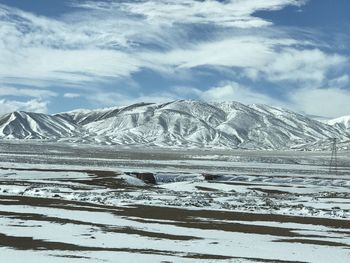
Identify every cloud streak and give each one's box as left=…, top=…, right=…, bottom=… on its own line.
left=0, top=86, right=57, bottom=98
left=0, top=99, right=49, bottom=115
left=0, top=0, right=349, bottom=118
left=0, top=1, right=311, bottom=88
left=85, top=0, right=307, bottom=28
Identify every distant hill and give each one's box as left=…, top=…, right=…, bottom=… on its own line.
left=0, top=100, right=349, bottom=150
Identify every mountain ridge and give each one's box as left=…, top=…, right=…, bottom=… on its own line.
left=0, top=100, right=349, bottom=150
left=327, top=115, right=350, bottom=131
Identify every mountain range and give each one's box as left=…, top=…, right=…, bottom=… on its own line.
left=0, top=100, right=349, bottom=150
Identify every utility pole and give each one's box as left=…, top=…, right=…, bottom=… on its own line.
left=329, top=138, right=338, bottom=176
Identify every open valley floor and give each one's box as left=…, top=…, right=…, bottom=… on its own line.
left=0, top=141, right=349, bottom=262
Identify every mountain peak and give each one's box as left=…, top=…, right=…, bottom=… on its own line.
left=327, top=115, right=350, bottom=130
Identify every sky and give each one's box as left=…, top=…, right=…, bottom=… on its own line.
left=0, top=0, right=350, bottom=118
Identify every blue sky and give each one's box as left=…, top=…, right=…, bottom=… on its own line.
left=0, top=0, right=349, bottom=118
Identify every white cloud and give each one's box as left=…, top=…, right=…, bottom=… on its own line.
left=262, top=48, right=347, bottom=85
left=64, top=93, right=81, bottom=98
left=199, top=82, right=280, bottom=106
left=0, top=87, right=57, bottom=98
left=0, top=1, right=311, bottom=88
left=0, top=4, right=144, bottom=87
left=119, top=0, right=306, bottom=28
left=1, top=0, right=349, bottom=119
left=288, top=87, right=350, bottom=118
left=0, top=4, right=132, bottom=49
left=0, top=47, right=141, bottom=85
left=0, top=99, right=49, bottom=115
left=144, top=37, right=275, bottom=69
left=144, top=39, right=347, bottom=87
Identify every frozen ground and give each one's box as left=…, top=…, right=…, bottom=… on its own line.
left=0, top=140, right=349, bottom=262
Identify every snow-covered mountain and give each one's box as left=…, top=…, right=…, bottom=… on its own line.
left=327, top=115, right=350, bottom=130
left=0, top=100, right=349, bottom=150
left=0, top=111, right=80, bottom=139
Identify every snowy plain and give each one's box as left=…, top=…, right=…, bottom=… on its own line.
left=0, top=140, right=349, bottom=262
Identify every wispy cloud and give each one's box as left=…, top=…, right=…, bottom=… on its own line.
left=0, top=86, right=57, bottom=98
left=0, top=0, right=349, bottom=117
left=0, top=4, right=140, bottom=89
left=0, top=1, right=310, bottom=88
left=83, top=0, right=307, bottom=28
left=261, top=48, right=347, bottom=85
left=64, top=93, right=81, bottom=99
left=142, top=38, right=347, bottom=87
left=0, top=99, right=49, bottom=114
left=0, top=86, right=55, bottom=114
left=288, top=87, right=350, bottom=118
left=199, top=82, right=282, bottom=106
